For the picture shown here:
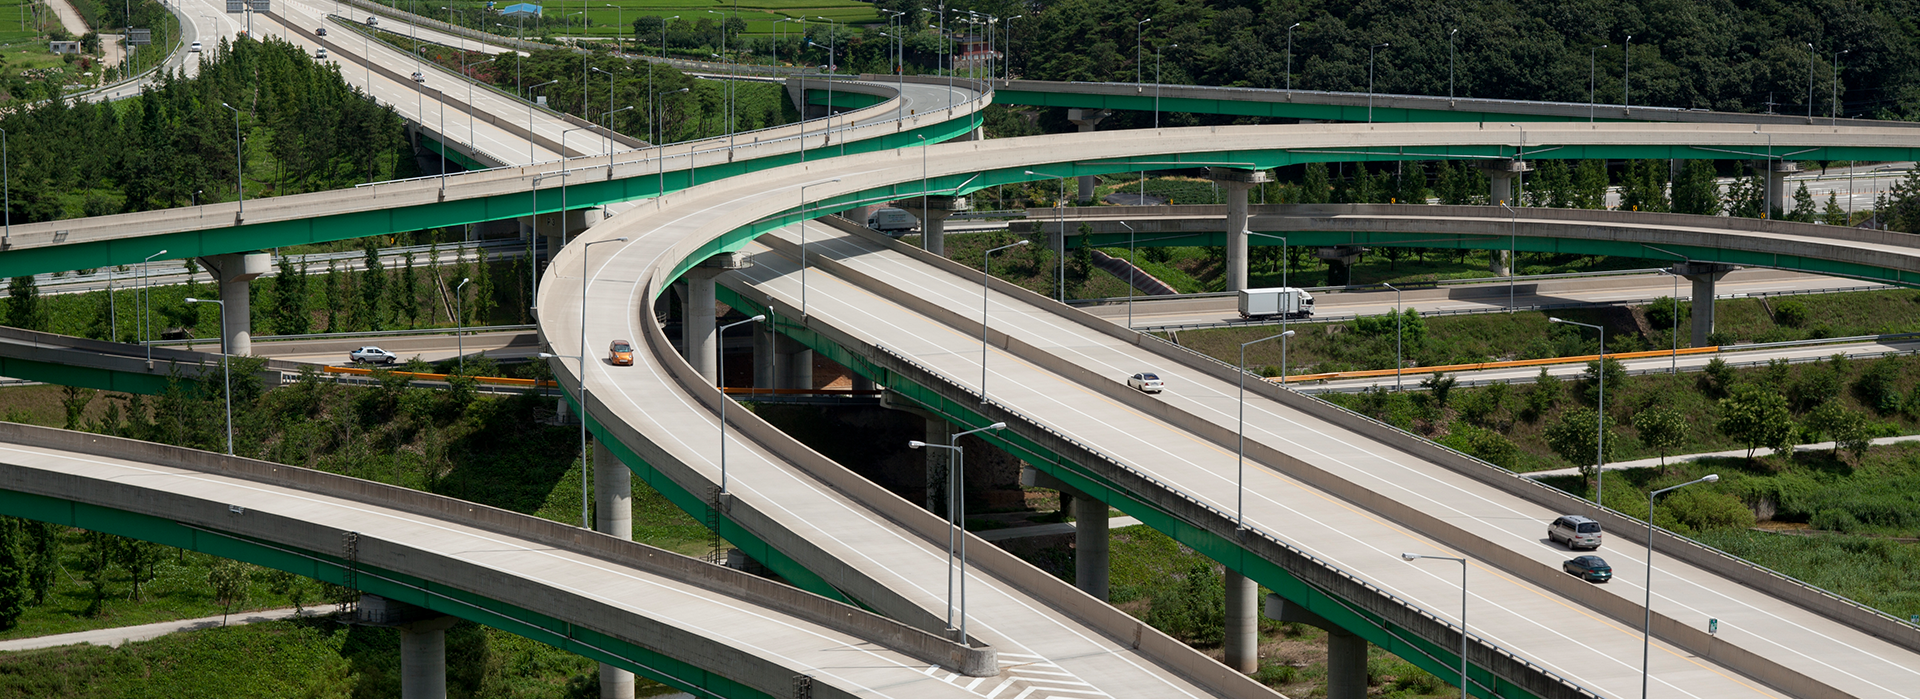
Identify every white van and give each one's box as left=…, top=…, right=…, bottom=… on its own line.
left=866, top=207, right=919, bottom=235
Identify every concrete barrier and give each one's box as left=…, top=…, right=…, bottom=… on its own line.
left=0, top=421, right=982, bottom=684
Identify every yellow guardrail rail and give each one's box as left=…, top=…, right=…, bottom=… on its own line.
left=323, top=365, right=557, bottom=388
left=1280, top=345, right=1724, bottom=383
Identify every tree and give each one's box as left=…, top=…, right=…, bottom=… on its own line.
left=264, top=569, right=311, bottom=613
left=631, top=15, right=663, bottom=43
left=1804, top=400, right=1869, bottom=460
left=399, top=252, right=419, bottom=328
left=1544, top=406, right=1616, bottom=489
left=1788, top=182, right=1817, bottom=222
left=1672, top=160, right=1722, bottom=216
left=1633, top=405, right=1687, bottom=467
left=75, top=530, right=115, bottom=616
left=7, top=275, right=44, bottom=330
left=1421, top=372, right=1456, bottom=410
left=1821, top=192, right=1848, bottom=226
left=1718, top=384, right=1795, bottom=464
left=359, top=239, right=386, bottom=331
left=207, top=558, right=251, bottom=624
left=272, top=256, right=310, bottom=335
left=0, top=518, right=33, bottom=629
left=1569, top=160, right=1608, bottom=209
left=114, top=537, right=163, bottom=601
left=472, top=249, right=496, bottom=326
left=1618, top=160, right=1669, bottom=212
left=1298, top=162, right=1331, bottom=204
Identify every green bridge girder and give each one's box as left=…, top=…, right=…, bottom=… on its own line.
left=0, top=356, right=178, bottom=395
left=711, top=285, right=1539, bottom=699
left=0, top=488, right=763, bottom=699
left=1067, top=228, right=1919, bottom=288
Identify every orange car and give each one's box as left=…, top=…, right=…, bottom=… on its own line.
left=608, top=339, right=635, bottom=366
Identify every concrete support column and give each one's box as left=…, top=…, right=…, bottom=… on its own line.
left=1267, top=593, right=1367, bottom=697
left=1490, top=250, right=1512, bottom=277
left=1675, top=261, right=1735, bottom=347
left=1207, top=168, right=1273, bottom=293
left=679, top=254, right=749, bottom=384
left=752, top=324, right=777, bottom=390
left=1315, top=246, right=1365, bottom=287
left=399, top=618, right=458, bottom=699
left=894, top=196, right=969, bottom=257
left=924, top=416, right=950, bottom=515
left=590, top=441, right=634, bottom=698
left=1224, top=569, right=1259, bottom=673
left=1481, top=159, right=1532, bottom=207
left=1758, top=160, right=1801, bottom=216
left=201, top=252, right=267, bottom=356
left=851, top=374, right=875, bottom=391
left=1072, top=491, right=1109, bottom=601
left=775, top=333, right=813, bottom=391
left=1066, top=109, right=1111, bottom=204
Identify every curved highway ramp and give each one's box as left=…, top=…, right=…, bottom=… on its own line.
left=0, top=421, right=1001, bottom=698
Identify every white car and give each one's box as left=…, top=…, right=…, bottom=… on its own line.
left=348, top=346, right=399, bottom=365
left=411, top=71, right=424, bottom=83
left=315, top=48, right=328, bottom=59
left=1127, top=372, right=1165, bottom=393
left=189, top=41, right=201, bottom=52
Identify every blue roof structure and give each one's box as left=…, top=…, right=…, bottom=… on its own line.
left=500, top=3, right=541, bottom=18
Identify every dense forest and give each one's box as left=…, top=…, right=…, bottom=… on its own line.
left=854, top=0, right=1920, bottom=121
left=0, top=37, right=411, bottom=223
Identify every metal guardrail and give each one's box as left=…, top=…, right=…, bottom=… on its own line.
left=149, top=324, right=536, bottom=347
left=1067, top=267, right=1681, bottom=306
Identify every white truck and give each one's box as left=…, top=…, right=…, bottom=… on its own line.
left=866, top=207, right=919, bottom=236
left=1238, top=287, right=1314, bottom=319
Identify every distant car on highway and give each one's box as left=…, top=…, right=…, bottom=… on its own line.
left=364, top=16, right=378, bottom=26
left=411, top=71, right=425, bottom=83
left=1563, top=555, right=1613, bottom=583
left=609, top=340, right=634, bottom=366
left=1548, top=515, right=1604, bottom=550
left=1127, top=372, right=1164, bottom=393
left=189, top=41, right=201, bottom=52
left=349, top=346, right=399, bottom=365
left=315, top=47, right=328, bottom=59
left=316, top=26, right=327, bottom=36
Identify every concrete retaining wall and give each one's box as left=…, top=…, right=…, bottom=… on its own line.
left=0, top=421, right=979, bottom=686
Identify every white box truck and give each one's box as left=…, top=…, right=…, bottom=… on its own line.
left=1238, top=287, right=1314, bottom=319
left=866, top=207, right=919, bottom=236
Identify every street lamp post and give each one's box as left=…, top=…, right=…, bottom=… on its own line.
left=1, top=126, right=9, bottom=248
left=537, top=236, right=631, bottom=529
left=560, top=125, right=594, bottom=244
left=1402, top=552, right=1470, bottom=699
left=1238, top=330, right=1293, bottom=529
left=1383, top=282, right=1403, bottom=389
left=528, top=79, right=560, bottom=164
left=1806, top=42, right=1816, bottom=119
left=1024, top=170, right=1068, bottom=301
left=1285, top=22, right=1300, bottom=93
left=1153, top=43, right=1175, bottom=128
left=141, top=249, right=167, bottom=364
left=1368, top=42, right=1390, bottom=122
left=1643, top=475, right=1721, bottom=698
left=1624, top=36, right=1632, bottom=111
left=797, top=177, right=842, bottom=319
left=909, top=421, right=1008, bottom=643
left=1590, top=44, right=1607, bottom=122
left=220, top=102, right=242, bottom=219
left=716, top=314, right=766, bottom=494
left=1134, top=17, right=1151, bottom=90
left=600, top=105, right=634, bottom=163
left=604, top=3, right=620, bottom=54
left=982, top=240, right=1030, bottom=402
left=1550, top=317, right=1607, bottom=502
left=1501, top=202, right=1516, bottom=310
left=1664, top=268, right=1679, bottom=373
left=182, top=297, right=232, bottom=454
left=1119, top=221, right=1136, bottom=329
left=1449, top=28, right=1458, bottom=100
left=455, top=277, right=470, bottom=374
left=655, top=87, right=689, bottom=197
left=1831, top=49, right=1849, bottom=125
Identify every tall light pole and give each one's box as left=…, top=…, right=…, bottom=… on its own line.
left=560, top=125, right=594, bottom=244
left=455, top=277, right=470, bottom=374
left=909, top=421, right=1007, bottom=643
left=1551, top=317, right=1607, bottom=501
left=182, top=297, right=232, bottom=455
left=1403, top=552, right=1470, bottom=699
left=1383, top=281, right=1403, bottom=389
left=1134, top=17, right=1151, bottom=90
left=1285, top=22, right=1301, bottom=93
left=1643, top=474, right=1721, bottom=697
left=1806, top=42, right=1816, bottom=119
left=655, top=87, right=688, bottom=196
left=220, top=102, right=242, bottom=219
left=1501, top=203, right=1516, bottom=311
left=1663, top=268, right=1679, bottom=373
left=1623, top=36, right=1632, bottom=112
left=797, top=177, right=842, bottom=318
left=1026, top=169, right=1068, bottom=301
left=592, top=66, right=618, bottom=141
left=528, top=79, right=560, bottom=164
left=600, top=105, right=634, bottom=161
left=1, top=126, right=9, bottom=248
left=141, top=249, right=167, bottom=364
left=1154, top=43, right=1175, bottom=128
left=1368, top=42, right=1390, bottom=123
left=1590, top=44, right=1607, bottom=122
left=716, top=314, right=766, bottom=494
left=1239, top=330, right=1292, bottom=529
left=1831, top=49, right=1849, bottom=125
left=982, top=240, right=1031, bottom=403
left=1119, top=221, right=1136, bottom=329
left=1449, top=28, right=1458, bottom=100
left=604, top=3, right=620, bottom=54
left=538, top=235, right=630, bottom=529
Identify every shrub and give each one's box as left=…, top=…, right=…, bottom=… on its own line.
left=1852, top=356, right=1905, bottom=414
left=1521, top=368, right=1561, bottom=422
left=1441, top=424, right=1521, bottom=470
left=1811, top=508, right=1862, bottom=532
left=1703, top=357, right=1736, bottom=397
left=1774, top=298, right=1809, bottom=327
left=1659, top=487, right=1757, bottom=533
left=1645, top=296, right=1689, bottom=331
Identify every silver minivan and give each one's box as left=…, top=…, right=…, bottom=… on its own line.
left=1548, top=515, right=1603, bottom=550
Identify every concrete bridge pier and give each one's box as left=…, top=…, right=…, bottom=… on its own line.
left=1674, top=261, right=1734, bottom=347
left=680, top=254, right=749, bottom=384
left=1026, top=470, right=1110, bottom=600
left=358, top=595, right=459, bottom=699
left=1481, top=159, right=1531, bottom=207
left=1066, top=109, right=1111, bottom=203
left=1756, top=160, right=1802, bottom=215
left=524, top=209, right=605, bottom=255
left=893, top=196, right=969, bottom=257
left=753, top=322, right=777, bottom=389
left=1315, top=246, right=1365, bottom=287
left=775, top=334, right=813, bottom=391
left=199, top=252, right=268, bottom=356
left=591, top=439, right=636, bottom=699
left=883, top=393, right=952, bottom=514
left=1267, top=594, right=1367, bottom=697
left=1224, top=570, right=1259, bottom=673
left=1207, top=168, right=1274, bottom=292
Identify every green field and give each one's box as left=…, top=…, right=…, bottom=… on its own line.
left=438, top=0, right=876, bottom=40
